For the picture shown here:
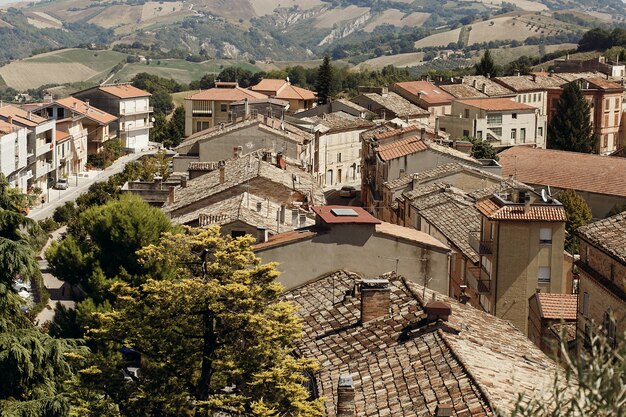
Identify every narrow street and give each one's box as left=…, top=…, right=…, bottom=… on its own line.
left=28, top=148, right=158, bottom=221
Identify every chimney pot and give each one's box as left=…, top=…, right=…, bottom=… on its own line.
left=360, top=279, right=390, bottom=323
left=424, top=300, right=452, bottom=322
left=337, top=374, right=355, bottom=417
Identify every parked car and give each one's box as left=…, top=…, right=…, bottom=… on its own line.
left=54, top=179, right=69, bottom=190
left=339, top=185, right=357, bottom=198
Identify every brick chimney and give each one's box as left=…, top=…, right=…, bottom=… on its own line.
left=424, top=300, right=452, bottom=323
left=336, top=374, right=355, bottom=417
left=168, top=186, right=176, bottom=203
left=219, top=165, right=225, bottom=184
left=360, top=279, right=390, bottom=323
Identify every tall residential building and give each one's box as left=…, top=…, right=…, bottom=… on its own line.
left=0, top=120, right=29, bottom=193
left=35, top=96, right=117, bottom=158
left=74, top=84, right=153, bottom=152
left=0, top=105, right=56, bottom=194
left=438, top=98, right=545, bottom=148
left=472, top=190, right=567, bottom=335
left=183, top=82, right=268, bottom=136
left=576, top=212, right=626, bottom=350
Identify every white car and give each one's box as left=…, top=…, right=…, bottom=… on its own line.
left=339, top=185, right=357, bottom=198
left=54, top=179, right=69, bottom=190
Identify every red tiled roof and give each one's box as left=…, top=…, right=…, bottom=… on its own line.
left=456, top=98, right=536, bottom=111
left=312, top=205, right=381, bottom=225
left=536, top=293, right=578, bottom=320
left=373, top=124, right=420, bottom=140
left=584, top=77, right=624, bottom=90
left=0, top=105, right=47, bottom=127
left=99, top=84, right=151, bottom=99
left=253, top=229, right=319, bottom=250
left=499, top=147, right=626, bottom=198
left=251, top=79, right=317, bottom=101
left=0, top=120, right=20, bottom=134
left=475, top=198, right=566, bottom=222
left=56, top=97, right=117, bottom=125
left=375, top=136, right=427, bottom=161
left=393, top=81, right=454, bottom=105
left=186, top=86, right=267, bottom=101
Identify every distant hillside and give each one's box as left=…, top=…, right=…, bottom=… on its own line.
left=2, top=0, right=620, bottom=64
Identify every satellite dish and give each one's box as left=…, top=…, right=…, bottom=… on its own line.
left=541, top=188, right=549, bottom=203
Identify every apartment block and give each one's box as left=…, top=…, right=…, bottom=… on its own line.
left=472, top=190, right=567, bottom=335
left=438, top=98, right=544, bottom=148
left=183, top=82, right=267, bottom=136
left=0, top=120, right=29, bottom=193
left=74, top=84, right=153, bottom=152
left=0, top=105, right=56, bottom=194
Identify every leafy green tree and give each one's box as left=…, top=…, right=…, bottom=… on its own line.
left=468, top=136, right=498, bottom=160
left=512, top=326, right=626, bottom=417
left=548, top=82, right=596, bottom=153
left=79, top=194, right=172, bottom=278
left=150, top=89, right=174, bottom=115
left=165, top=106, right=185, bottom=147
left=578, top=27, right=612, bottom=52
left=217, top=67, right=254, bottom=87
left=557, top=189, right=592, bottom=253
left=90, top=227, right=323, bottom=417
left=0, top=283, right=87, bottom=417
left=46, top=235, right=94, bottom=287
left=475, top=49, right=498, bottom=77
left=53, top=201, right=78, bottom=224
left=316, top=55, right=333, bottom=104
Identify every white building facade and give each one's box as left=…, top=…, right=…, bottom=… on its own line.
left=0, top=121, right=29, bottom=192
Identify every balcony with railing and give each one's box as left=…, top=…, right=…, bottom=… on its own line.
left=120, top=106, right=154, bottom=116
left=36, top=142, right=54, bottom=157
left=468, top=230, right=493, bottom=255
left=467, top=265, right=491, bottom=294
left=119, top=123, right=154, bottom=132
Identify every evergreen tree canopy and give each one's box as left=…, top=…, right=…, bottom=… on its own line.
left=0, top=174, right=39, bottom=289
left=474, top=49, right=498, bottom=77
left=557, top=189, right=592, bottom=253
left=315, top=55, right=333, bottom=105
left=0, top=284, right=87, bottom=417
left=467, top=137, right=498, bottom=160
left=89, top=227, right=323, bottom=417
left=547, top=81, right=596, bottom=153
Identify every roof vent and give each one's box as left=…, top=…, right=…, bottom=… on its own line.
left=424, top=300, right=452, bottom=322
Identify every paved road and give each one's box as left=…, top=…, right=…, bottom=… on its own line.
left=325, top=187, right=362, bottom=207
left=28, top=148, right=157, bottom=221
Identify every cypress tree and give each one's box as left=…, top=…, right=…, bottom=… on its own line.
left=475, top=49, right=497, bottom=77
left=547, top=81, right=596, bottom=153
left=316, top=55, right=333, bottom=105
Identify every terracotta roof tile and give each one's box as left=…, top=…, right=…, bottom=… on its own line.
left=99, top=84, right=151, bottom=99
left=0, top=120, right=20, bottom=134
left=55, top=97, right=117, bottom=125
left=455, top=98, right=536, bottom=111
left=440, top=83, right=488, bottom=99
left=475, top=196, right=566, bottom=222
left=186, top=86, right=267, bottom=101
left=393, top=81, right=454, bottom=105
left=0, top=105, right=48, bottom=127
left=577, top=212, right=626, bottom=264
left=375, top=136, right=427, bottom=161
left=312, top=205, right=381, bottom=225
left=535, top=293, right=578, bottom=320
left=55, top=130, right=71, bottom=141
left=284, top=272, right=561, bottom=417
left=499, top=147, right=626, bottom=198
left=356, top=92, right=430, bottom=117
left=583, top=77, right=624, bottom=90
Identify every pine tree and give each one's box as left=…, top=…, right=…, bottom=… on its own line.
left=315, top=55, right=333, bottom=104
left=475, top=49, right=497, bottom=77
left=548, top=81, right=597, bottom=153
left=90, top=227, right=324, bottom=417
left=0, top=284, right=87, bottom=417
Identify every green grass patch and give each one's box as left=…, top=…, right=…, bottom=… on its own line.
left=114, top=59, right=262, bottom=84
left=25, top=48, right=127, bottom=72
